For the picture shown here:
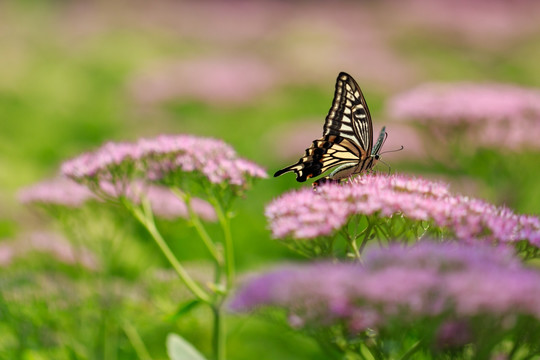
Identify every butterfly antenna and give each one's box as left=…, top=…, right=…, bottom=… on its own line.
left=379, top=145, right=404, bottom=155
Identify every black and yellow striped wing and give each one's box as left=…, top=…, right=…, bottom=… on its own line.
left=274, top=72, right=374, bottom=182
left=323, top=72, right=374, bottom=156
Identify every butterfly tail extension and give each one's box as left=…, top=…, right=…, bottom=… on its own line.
left=273, top=159, right=322, bottom=182
left=273, top=164, right=297, bottom=178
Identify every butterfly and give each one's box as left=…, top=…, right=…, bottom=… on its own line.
left=274, top=72, right=387, bottom=186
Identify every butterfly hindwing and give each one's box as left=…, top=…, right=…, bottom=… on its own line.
left=273, top=135, right=362, bottom=182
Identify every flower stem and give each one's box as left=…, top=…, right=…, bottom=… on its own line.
left=212, top=304, right=226, bottom=360
left=342, top=228, right=361, bottom=261
left=123, top=321, right=153, bottom=360
left=365, top=341, right=385, bottom=360
left=172, top=188, right=221, bottom=265
left=350, top=239, right=362, bottom=261
left=125, top=198, right=211, bottom=303
left=211, top=198, right=234, bottom=290
left=358, top=220, right=374, bottom=255
left=399, top=340, right=422, bottom=360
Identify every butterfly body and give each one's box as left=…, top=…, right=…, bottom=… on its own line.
left=274, top=72, right=386, bottom=184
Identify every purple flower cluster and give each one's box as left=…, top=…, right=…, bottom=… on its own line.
left=61, top=134, right=267, bottom=193
left=18, top=178, right=97, bottom=208
left=265, top=174, right=540, bottom=248
left=230, top=242, right=540, bottom=333
left=387, top=83, right=540, bottom=150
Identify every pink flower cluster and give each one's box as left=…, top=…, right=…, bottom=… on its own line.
left=142, top=185, right=216, bottom=222
left=387, top=83, right=540, bottom=150
left=265, top=174, right=540, bottom=248
left=61, top=134, right=267, bottom=190
left=230, top=242, right=540, bottom=333
left=17, top=178, right=216, bottom=221
left=0, top=232, right=97, bottom=270
left=18, top=178, right=97, bottom=208
left=130, top=57, right=278, bottom=105
left=138, top=135, right=267, bottom=186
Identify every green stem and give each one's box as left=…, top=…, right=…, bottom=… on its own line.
left=212, top=198, right=234, bottom=290
left=282, top=240, right=313, bottom=258
left=508, top=340, right=521, bottom=360
left=399, top=340, right=422, bottom=360
left=172, top=189, right=221, bottom=265
left=350, top=240, right=361, bottom=261
left=212, top=305, right=226, bottom=360
left=365, top=342, right=385, bottom=360
left=123, top=321, right=153, bottom=360
left=126, top=199, right=211, bottom=303
left=358, top=221, right=374, bottom=255
left=342, top=228, right=361, bottom=261
left=104, top=315, right=117, bottom=360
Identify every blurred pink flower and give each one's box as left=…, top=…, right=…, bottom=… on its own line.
left=273, top=3, right=420, bottom=91
left=130, top=57, right=278, bottom=105
left=388, top=83, right=540, bottom=150
left=266, top=173, right=540, bottom=248
left=387, top=0, right=540, bottom=51
left=143, top=185, right=216, bottom=222
left=0, top=232, right=98, bottom=270
left=230, top=242, right=540, bottom=335
left=17, top=178, right=97, bottom=208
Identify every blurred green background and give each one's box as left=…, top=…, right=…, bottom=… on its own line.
left=2, top=0, right=540, bottom=359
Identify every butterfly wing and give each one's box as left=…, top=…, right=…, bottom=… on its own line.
left=273, top=135, right=362, bottom=182
left=274, top=72, right=374, bottom=182
left=324, top=72, right=374, bottom=156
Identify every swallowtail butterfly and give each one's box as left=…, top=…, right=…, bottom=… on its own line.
left=274, top=72, right=387, bottom=185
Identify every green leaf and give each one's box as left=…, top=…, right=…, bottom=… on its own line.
left=167, top=333, right=207, bottom=360
left=166, top=299, right=203, bottom=322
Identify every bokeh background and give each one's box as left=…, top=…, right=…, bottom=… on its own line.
left=2, top=0, right=540, bottom=359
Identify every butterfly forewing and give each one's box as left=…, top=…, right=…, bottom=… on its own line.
left=274, top=72, right=378, bottom=183
left=323, top=73, right=374, bottom=155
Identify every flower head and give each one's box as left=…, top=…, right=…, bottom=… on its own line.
left=387, top=83, right=540, bottom=150
left=138, top=134, right=267, bottom=187
left=230, top=242, right=540, bottom=342
left=62, top=134, right=267, bottom=198
left=266, top=173, right=540, bottom=250
left=18, top=178, right=97, bottom=208
left=61, top=141, right=141, bottom=183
